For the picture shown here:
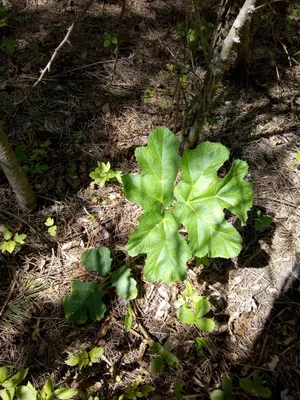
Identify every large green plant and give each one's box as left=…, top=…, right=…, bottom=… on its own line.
left=122, top=127, right=254, bottom=283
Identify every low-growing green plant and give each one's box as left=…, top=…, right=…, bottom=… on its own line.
left=15, top=140, right=51, bottom=176
left=194, top=337, right=210, bottom=359
left=255, top=210, right=273, bottom=233
left=295, top=152, right=300, bottom=162
left=210, top=377, right=235, bottom=400
left=122, top=127, right=254, bottom=284
left=143, top=88, right=161, bottom=103
left=1, top=38, right=16, bottom=55
left=65, top=346, right=104, bottom=370
left=174, top=382, right=183, bottom=400
left=89, top=162, right=122, bottom=187
left=29, top=38, right=40, bottom=54
left=117, top=375, right=155, bottom=400
left=103, top=32, right=117, bottom=48
left=149, top=342, right=180, bottom=374
left=38, top=377, right=77, bottom=400
left=0, top=365, right=29, bottom=400
left=124, top=304, right=133, bottom=332
left=0, top=225, right=26, bottom=254
left=45, top=218, right=57, bottom=237
left=239, top=371, right=271, bottom=398
left=64, top=247, right=137, bottom=324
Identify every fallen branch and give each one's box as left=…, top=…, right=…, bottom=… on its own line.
left=15, top=0, right=94, bottom=105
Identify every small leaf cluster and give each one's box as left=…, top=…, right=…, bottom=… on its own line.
left=103, top=32, right=117, bottom=48
left=0, top=366, right=77, bottom=400
left=194, top=337, right=210, bottom=359
left=64, top=247, right=137, bottom=324
left=117, top=375, right=155, bottom=400
left=65, top=347, right=104, bottom=370
left=1, top=38, right=16, bottom=55
left=15, top=140, right=51, bottom=176
left=210, top=373, right=271, bottom=399
left=0, top=226, right=26, bottom=254
left=149, top=342, right=180, bottom=374
left=45, top=218, right=57, bottom=237
left=89, top=162, right=122, bottom=187
left=255, top=211, right=273, bottom=233
left=175, top=282, right=215, bottom=331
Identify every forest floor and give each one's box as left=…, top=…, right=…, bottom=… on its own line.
left=0, top=0, right=300, bottom=399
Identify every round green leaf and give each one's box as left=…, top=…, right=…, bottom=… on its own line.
left=53, top=389, right=78, bottom=400
left=149, top=342, right=165, bottom=355
left=239, top=378, right=255, bottom=393
left=221, top=377, right=233, bottom=393
left=163, top=352, right=180, bottom=367
left=255, top=387, right=272, bottom=398
left=195, top=318, right=215, bottom=332
left=210, top=390, right=226, bottom=400
left=110, top=266, right=137, bottom=300
left=150, top=356, right=164, bottom=374
left=16, top=384, right=37, bottom=400
left=89, top=346, right=104, bottom=363
left=0, top=366, right=9, bottom=383
left=195, top=298, right=210, bottom=318
left=176, top=307, right=195, bottom=325
left=81, top=247, right=112, bottom=276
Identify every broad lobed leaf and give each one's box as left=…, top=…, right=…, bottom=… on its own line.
left=126, top=210, right=191, bottom=283
left=110, top=266, right=137, bottom=300
left=174, top=142, right=254, bottom=259
left=122, top=127, right=180, bottom=211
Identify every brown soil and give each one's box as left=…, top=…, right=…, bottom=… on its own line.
left=0, top=0, right=300, bottom=399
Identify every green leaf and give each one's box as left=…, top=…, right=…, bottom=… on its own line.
left=2, top=369, right=28, bottom=388
left=195, top=318, right=215, bottom=331
left=53, top=389, right=78, bottom=400
left=81, top=247, right=112, bottom=276
left=253, top=371, right=263, bottom=386
left=122, top=127, right=180, bottom=211
left=0, top=241, right=15, bottom=254
left=89, top=347, right=104, bottom=363
left=125, top=304, right=133, bottom=332
left=149, top=342, right=165, bottom=355
left=210, top=390, right=226, bottom=400
left=110, top=265, right=138, bottom=300
left=140, top=385, right=155, bottom=396
left=126, top=210, right=191, bottom=283
left=174, top=383, right=183, bottom=400
left=45, top=218, right=54, bottom=227
left=221, top=377, right=232, bottom=393
left=176, top=307, right=195, bottom=325
left=64, top=280, right=106, bottom=324
left=15, top=384, right=37, bottom=400
left=254, top=387, right=272, bottom=398
left=150, top=356, right=164, bottom=374
left=13, top=233, right=26, bottom=245
left=163, top=352, right=180, bottom=367
left=40, top=377, right=54, bottom=400
left=15, top=145, right=27, bottom=161
left=0, top=388, right=14, bottom=400
left=174, top=142, right=254, bottom=258
left=65, top=353, right=83, bottom=367
left=239, top=378, right=255, bottom=393
left=0, top=366, right=9, bottom=383
left=3, top=226, right=12, bottom=240
left=48, top=226, right=57, bottom=237
left=195, top=298, right=210, bottom=318
left=295, top=152, right=300, bottom=162
left=89, top=162, right=122, bottom=187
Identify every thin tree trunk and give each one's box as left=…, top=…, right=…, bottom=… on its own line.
left=0, top=126, right=37, bottom=212
left=184, top=0, right=258, bottom=149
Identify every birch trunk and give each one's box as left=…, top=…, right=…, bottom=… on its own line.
left=0, top=126, right=37, bottom=212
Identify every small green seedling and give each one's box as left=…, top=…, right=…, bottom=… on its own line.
left=210, top=377, right=235, bottom=400
left=239, top=371, right=271, bottom=398
left=124, top=304, right=133, bottom=332
left=118, top=375, right=155, bottom=400
left=143, top=88, right=160, bottom=102
left=149, top=342, right=180, bottom=374
left=65, top=347, right=104, bottom=370
left=64, top=247, right=137, bottom=324
left=1, top=38, right=16, bottom=55
left=45, top=218, right=57, bottom=237
left=103, top=32, right=117, bottom=48
left=255, top=210, right=273, bottom=233
left=295, top=152, right=300, bottom=162
left=194, top=337, right=210, bottom=359
left=89, top=161, right=122, bottom=187
left=174, top=382, right=183, bottom=400
left=73, top=130, right=84, bottom=143
left=67, top=166, right=77, bottom=178
left=39, top=377, right=77, bottom=400
left=0, top=225, right=26, bottom=254
left=175, top=282, right=215, bottom=331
